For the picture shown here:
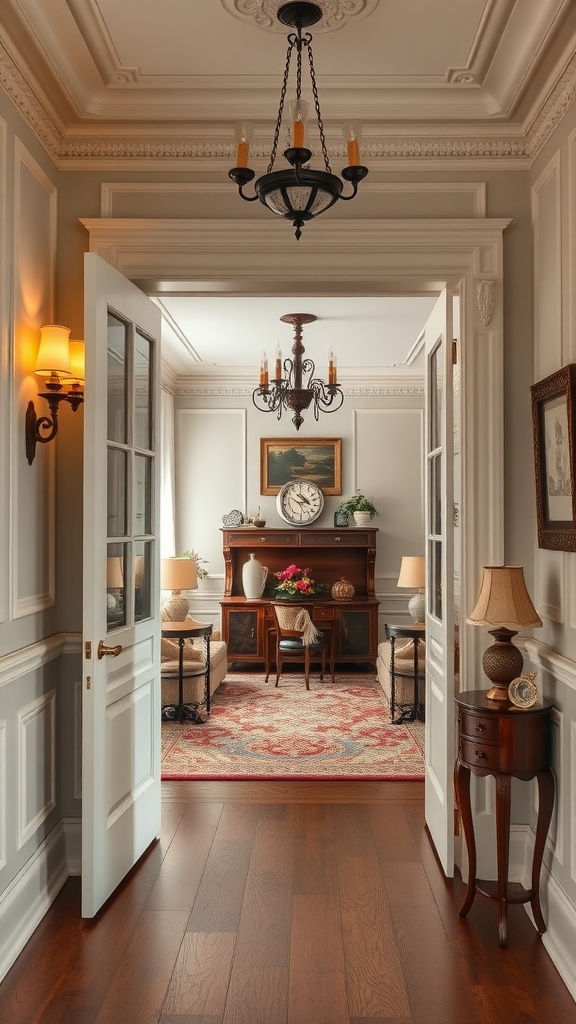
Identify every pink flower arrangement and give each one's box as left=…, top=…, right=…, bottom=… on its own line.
left=274, top=564, right=319, bottom=596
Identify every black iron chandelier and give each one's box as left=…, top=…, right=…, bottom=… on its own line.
left=254, top=312, right=344, bottom=429
left=228, top=1, right=368, bottom=240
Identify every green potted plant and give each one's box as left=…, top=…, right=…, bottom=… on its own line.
left=335, top=490, right=379, bottom=526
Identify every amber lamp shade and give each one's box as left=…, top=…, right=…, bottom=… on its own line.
left=466, top=565, right=542, bottom=701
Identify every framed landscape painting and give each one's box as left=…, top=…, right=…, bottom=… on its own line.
left=260, top=438, right=342, bottom=495
left=531, top=363, right=576, bottom=550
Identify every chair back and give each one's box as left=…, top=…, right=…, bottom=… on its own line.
left=272, top=604, right=321, bottom=647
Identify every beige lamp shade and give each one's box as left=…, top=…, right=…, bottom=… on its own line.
left=67, top=340, right=85, bottom=385
left=467, top=565, right=542, bottom=701
left=34, top=325, right=72, bottom=379
left=397, top=555, right=425, bottom=589
left=397, top=555, right=426, bottom=623
left=161, top=557, right=198, bottom=621
left=466, top=566, right=542, bottom=630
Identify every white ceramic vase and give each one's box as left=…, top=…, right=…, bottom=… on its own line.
left=242, top=553, right=269, bottom=598
left=353, top=511, right=372, bottom=526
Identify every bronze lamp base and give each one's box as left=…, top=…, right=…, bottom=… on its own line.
left=482, top=627, right=524, bottom=700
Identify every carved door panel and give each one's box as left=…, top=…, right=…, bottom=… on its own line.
left=339, top=610, right=370, bottom=657
left=227, top=609, right=259, bottom=656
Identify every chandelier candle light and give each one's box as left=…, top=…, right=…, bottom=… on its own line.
left=254, top=312, right=343, bottom=429
left=228, top=1, right=369, bottom=240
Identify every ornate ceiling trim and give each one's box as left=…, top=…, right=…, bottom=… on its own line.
left=1, top=42, right=576, bottom=168
left=220, top=0, right=379, bottom=34
left=171, top=381, right=424, bottom=397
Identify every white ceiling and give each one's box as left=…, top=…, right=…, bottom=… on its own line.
left=156, top=294, right=438, bottom=377
left=2, top=0, right=575, bottom=375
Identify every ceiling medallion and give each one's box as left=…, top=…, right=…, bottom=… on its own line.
left=221, top=0, right=379, bottom=33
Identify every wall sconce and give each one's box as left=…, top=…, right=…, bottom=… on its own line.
left=26, top=325, right=85, bottom=465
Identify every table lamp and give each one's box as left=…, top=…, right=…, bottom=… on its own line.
left=161, top=556, right=198, bottom=621
left=466, top=565, right=542, bottom=701
left=397, top=555, right=426, bottom=623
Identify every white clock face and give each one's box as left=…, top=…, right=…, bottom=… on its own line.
left=276, top=480, right=324, bottom=525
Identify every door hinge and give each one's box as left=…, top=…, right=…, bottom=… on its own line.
left=454, top=807, right=460, bottom=836
left=85, top=641, right=92, bottom=659
left=86, top=675, right=91, bottom=690
left=452, top=339, right=458, bottom=365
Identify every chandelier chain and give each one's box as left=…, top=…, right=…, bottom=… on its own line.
left=268, top=36, right=295, bottom=172
left=307, top=44, right=331, bottom=172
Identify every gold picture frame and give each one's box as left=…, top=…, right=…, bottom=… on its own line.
left=260, top=438, right=342, bottom=496
left=531, top=363, right=576, bottom=550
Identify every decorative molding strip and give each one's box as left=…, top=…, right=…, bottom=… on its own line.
left=0, top=633, right=66, bottom=689
left=524, top=638, right=576, bottom=692
left=539, top=858, right=576, bottom=1002
left=0, top=720, right=5, bottom=871
left=476, top=279, right=496, bottom=327
left=171, top=381, right=425, bottom=397
left=2, top=39, right=576, bottom=169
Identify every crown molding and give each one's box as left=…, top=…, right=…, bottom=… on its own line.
left=1, top=40, right=576, bottom=169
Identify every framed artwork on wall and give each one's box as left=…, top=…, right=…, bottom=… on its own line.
left=260, top=438, right=342, bottom=495
left=531, top=363, right=576, bottom=550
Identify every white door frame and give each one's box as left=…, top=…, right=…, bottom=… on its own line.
left=80, top=215, right=509, bottom=874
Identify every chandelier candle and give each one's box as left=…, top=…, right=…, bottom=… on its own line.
left=259, top=352, right=268, bottom=387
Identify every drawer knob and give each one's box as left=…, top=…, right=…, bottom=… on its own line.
left=334, top=536, right=341, bottom=542
left=474, top=749, right=487, bottom=760
left=259, top=537, right=266, bottom=542
left=474, top=723, right=486, bottom=733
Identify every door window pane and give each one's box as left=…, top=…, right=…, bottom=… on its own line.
left=134, top=454, right=152, bottom=536
left=107, top=313, right=127, bottom=444
left=107, top=448, right=127, bottom=537
left=107, top=544, right=126, bottom=629
left=134, top=331, right=152, bottom=451
left=135, top=541, right=151, bottom=621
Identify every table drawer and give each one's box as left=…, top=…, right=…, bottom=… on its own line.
left=300, top=531, right=370, bottom=546
left=313, top=606, right=336, bottom=620
left=459, top=737, right=499, bottom=770
left=227, top=531, right=298, bottom=546
left=459, top=710, right=500, bottom=743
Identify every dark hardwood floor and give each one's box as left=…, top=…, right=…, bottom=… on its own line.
left=0, top=780, right=573, bottom=1023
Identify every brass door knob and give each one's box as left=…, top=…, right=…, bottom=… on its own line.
left=97, top=640, right=123, bottom=659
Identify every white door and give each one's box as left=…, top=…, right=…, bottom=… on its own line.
left=424, top=288, right=456, bottom=877
left=82, top=252, right=162, bottom=917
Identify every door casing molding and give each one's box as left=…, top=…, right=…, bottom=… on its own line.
left=81, top=214, right=510, bottom=872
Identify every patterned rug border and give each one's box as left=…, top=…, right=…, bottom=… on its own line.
left=161, top=672, right=425, bottom=782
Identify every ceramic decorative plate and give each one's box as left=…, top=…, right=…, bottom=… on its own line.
left=508, top=673, right=538, bottom=708
left=222, top=509, right=244, bottom=527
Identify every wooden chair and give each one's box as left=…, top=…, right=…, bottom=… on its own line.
left=272, top=604, right=334, bottom=690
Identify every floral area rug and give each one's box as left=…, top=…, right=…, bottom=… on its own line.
left=161, top=671, right=425, bottom=781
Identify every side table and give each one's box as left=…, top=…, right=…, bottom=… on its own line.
left=161, top=620, right=212, bottom=724
left=385, top=622, right=425, bottom=723
left=454, top=689, right=554, bottom=947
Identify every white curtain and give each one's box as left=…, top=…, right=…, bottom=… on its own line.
left=160, top=387, right=176, bottom=557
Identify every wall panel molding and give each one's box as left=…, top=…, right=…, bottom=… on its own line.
left=12, top=139, right=57, bottom=619
left=532, top=151, right=562, bottom=380
left=18, top=690, right=56, bottom=848
left=0, top=633, right=65, bottom=689
left=0, top=720, right=6, bottom=871
left=0, top=117, right=9, bottom=624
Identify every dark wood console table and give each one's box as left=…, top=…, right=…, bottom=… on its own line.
left=454, top=689, right=554, bottom=947
left=220, top=527, right=379, bottom=668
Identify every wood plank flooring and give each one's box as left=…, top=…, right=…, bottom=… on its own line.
left=0, top=780, right=574, bottom=1023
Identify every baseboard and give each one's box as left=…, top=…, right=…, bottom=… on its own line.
left=519, top=827, right=576, bottom=1002
left=0, top=818, right=80, bottom=983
